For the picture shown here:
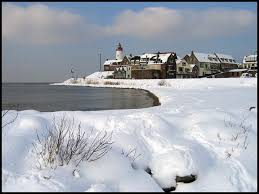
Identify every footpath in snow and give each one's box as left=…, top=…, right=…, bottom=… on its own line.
left=2, top=74, right=257, bottom=192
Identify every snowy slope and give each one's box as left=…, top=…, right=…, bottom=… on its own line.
left=86, top=71, right=113, bottom=79
left=2, top=77, right=257, bottom=192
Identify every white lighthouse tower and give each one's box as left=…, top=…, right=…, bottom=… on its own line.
left=115, top=43, right=123, bottom=60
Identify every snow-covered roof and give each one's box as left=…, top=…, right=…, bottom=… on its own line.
left=193, top=52, right=220, bottom=63
left=159, top=53, right=172, bottom=63
left=215, top=53, right=236, bottom=64
left=141, top=53, right=173, bottom=64
left=189, top=64, right=197, bottom=69
left=215, top=53, right=234, bottom=60
left=176, top=58, right=187, bottom=64
left=176, top=59, right=182, bottom=64
left=243, top=55, right=257, bottom=63
left=228, top=69, right=247, bottom=72
left=103, top=59, right=122, bottom=66
left=140, top=53, right=156, bottom=59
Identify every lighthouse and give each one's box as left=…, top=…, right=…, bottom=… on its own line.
left=115, top=43, right=123, bottom=60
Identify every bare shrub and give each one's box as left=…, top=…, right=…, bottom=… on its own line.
left=2, top=109, right=18, bottom=129
left=158, top=79, right=170, bottom=86
left=86, top=79, right=99, bottom=85
left=33, top=115, right=113, bottom=170
left=121, top=147, right=141, bottom=162
left=221, top=112, right=251, bottom=158
left=104, top=81, right=120, bottom=85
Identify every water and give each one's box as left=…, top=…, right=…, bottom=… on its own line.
left=2, top=83, right=158, bottom=112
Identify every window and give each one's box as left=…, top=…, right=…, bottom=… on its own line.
left=185, top=68, right=190, bottom=73
left=205, top=64, right=208, bottom=69
left=179, top=67, right=183, bottom=72
left=182, top=62, right=186, bottom=66
left=200, top=64, right=204, bottom=68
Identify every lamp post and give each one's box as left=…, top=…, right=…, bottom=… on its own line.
left=99, top=53, right=102, bottom=72
left=254, top=50, right=257, bottom=71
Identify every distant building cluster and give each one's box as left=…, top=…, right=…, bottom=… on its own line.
left=103, top=43, right=257, bottom=79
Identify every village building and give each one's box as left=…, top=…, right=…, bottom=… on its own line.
left=214, top=53, right=239, bottom=71
left=183, top=52, right=220, bottom=77
left=114, top=51, right=177, bottom=79
left=183, top=51, right=238, bottom=77
left=176, top=58, right=199, bottom=78
left=130, top=52, right=177, bottom=79
left=113, top=66, right=132, bottom=79
left=103, top=59, right=122, bottom=71
left=207, top=69, right=248, bottom=78
left=240, top=53, right=257, bottom=70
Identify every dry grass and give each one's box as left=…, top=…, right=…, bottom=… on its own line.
left=86, top=79, right=99, bottom=85
left=104, top=81, right=120, bottom=85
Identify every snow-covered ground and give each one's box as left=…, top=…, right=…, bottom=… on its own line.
left=2, top=75, right=257, bottom=192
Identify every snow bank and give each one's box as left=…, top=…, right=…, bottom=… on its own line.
left=86, top=71, right=114, bottom=79
left=3, top=77, right=257, bottom=191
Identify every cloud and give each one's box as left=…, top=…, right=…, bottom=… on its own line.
left=2, top=3, right=100, bottom=45
left=2, top=3, right=256, bottom=45
left=104, top=7, right=183, bottom=38
left=104, top=7, right=256, bottom=40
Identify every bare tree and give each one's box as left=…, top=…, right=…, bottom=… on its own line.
left=2, top=109, right=18, bottom=129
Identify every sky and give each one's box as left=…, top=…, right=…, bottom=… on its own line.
left=2, top=2, right=257, bottom=82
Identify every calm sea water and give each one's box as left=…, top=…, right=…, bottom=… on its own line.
left=2, top=83, right=157, bottom=112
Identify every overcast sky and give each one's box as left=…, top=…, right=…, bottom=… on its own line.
left=2, top=2, right=257, bottom=82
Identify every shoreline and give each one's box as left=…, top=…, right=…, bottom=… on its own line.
left=51, top=81, right=162, bottom=108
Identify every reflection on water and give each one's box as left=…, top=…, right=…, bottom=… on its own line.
left=2, top=83, right=157, bottom=112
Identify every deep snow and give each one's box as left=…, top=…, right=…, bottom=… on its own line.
left=2, top=75, right=257, bottom=192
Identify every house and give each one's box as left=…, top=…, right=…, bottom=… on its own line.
left=131, top=69, right=162, bottom=79
left=103, top=59, right=123, bottom=71
left=176, top=58, right=199, bottom=78
left=183, top=51, right=238, bottom=77
left=145, top=52, right=177, bottom=78
left=241, top=53, right=257, bottom=70
left=183, top=51, right=220, bottom=77
left=129, top=52, right=176, bottom=79
left=113, top=65, right=132, bottom=79
left=120, top=55, right=131, bottom=66
left=214, top=53, right=239, bottom=71
left=207, top=69, right=248, bottom=78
